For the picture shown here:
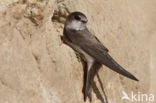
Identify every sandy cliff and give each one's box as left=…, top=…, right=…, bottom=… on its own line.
left=0, top=0, right=156, bottom=103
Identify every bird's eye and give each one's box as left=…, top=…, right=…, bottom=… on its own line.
left=74, top=15, right=81, bottom=20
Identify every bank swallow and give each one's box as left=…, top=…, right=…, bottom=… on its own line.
left=62, top=11, right=139, bottom=101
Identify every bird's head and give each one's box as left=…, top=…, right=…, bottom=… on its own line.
left=65, top=12, right=88, bottom=30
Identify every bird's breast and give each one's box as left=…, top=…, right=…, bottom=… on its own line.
left=67, top=40, right=94, bottom=63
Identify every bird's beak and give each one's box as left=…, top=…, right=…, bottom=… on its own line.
left=81, top=18, right=88, bottom=23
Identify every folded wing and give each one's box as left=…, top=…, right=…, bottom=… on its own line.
left=65, top=29, right=138, bottom=81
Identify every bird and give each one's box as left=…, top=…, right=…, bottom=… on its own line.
left=61, top=11, right=139, bottom=101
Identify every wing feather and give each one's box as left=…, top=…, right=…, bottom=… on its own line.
left=64, top=29, right=138, bottom=81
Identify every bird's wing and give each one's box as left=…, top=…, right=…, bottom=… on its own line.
left=65, top=29, right=138, bottom=81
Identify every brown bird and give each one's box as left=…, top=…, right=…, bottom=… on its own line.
left=62, top=11, right=138, bottom=101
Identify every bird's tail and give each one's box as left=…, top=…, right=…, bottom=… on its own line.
left=102, top=53, right=139, bottom=81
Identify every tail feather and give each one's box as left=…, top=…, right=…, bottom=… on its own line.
left=102, top=53, right=139, bottom=81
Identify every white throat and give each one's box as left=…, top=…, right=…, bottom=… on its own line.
left=66, top=21, right=85, bottom=30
